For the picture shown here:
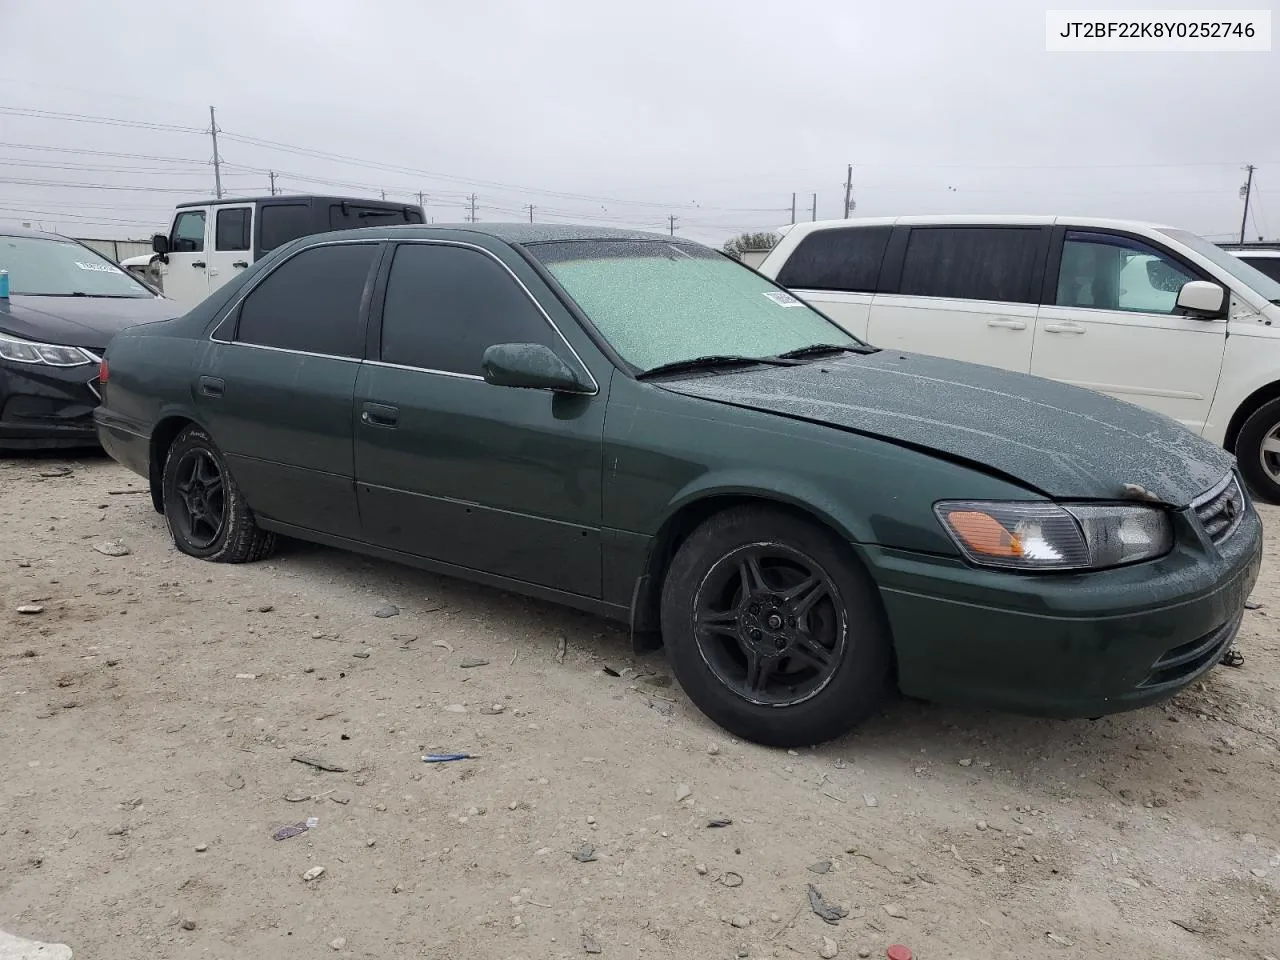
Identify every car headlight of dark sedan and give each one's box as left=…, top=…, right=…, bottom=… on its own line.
left=934, top=500, right=1173, bottom=571
left=0, top=331, right=97, bottom=367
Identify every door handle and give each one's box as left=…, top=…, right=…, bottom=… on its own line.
left=986, top=318, right=1027, bottom=330
left=232, top=260, right=248, bottom=269
left=198, top=376, right=225, bottom=398
left=192, top=261, right=206, bottom=269
left=1043, top=322, right=1086, bottom=334
left=361, top=402, right=399, bottom=428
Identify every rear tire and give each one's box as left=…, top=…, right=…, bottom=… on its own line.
left=1234, top=397, right=1280, bottom=504
left=161, top=425, right=276, bottom=563
left=659, top=505, right=893, bottom=747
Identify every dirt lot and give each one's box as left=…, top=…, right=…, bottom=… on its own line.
left=2, top=454, right=1278, bottom=960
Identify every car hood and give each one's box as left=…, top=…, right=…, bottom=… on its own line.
left=0, top=294, right=183, bottom=351
left=657, top=350, right=1234, bottom=507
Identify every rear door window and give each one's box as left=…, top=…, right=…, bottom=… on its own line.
left=776, top=226, right=892, bottom=292
left=898, top=226, right=1042, bottom=303
left=259, top=204, right=314, bottom=252
left=215, top=208, right=251, bottom=251
left=235, top=242, right=379, bottom=357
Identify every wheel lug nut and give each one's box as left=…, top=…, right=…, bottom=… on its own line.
left=788, top=617, right=797, bottom=628
left=750, top=629, right=762, bottom=641
left=749, top=603, right=760, bottom=614
left=774, top=637, right=787, bottom=650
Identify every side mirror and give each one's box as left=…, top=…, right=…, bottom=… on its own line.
left=482, top=342, right=591, bottom=393
left=151, top=233, right=170, bottom=255
left=1175, top=280, right=1226, bottom=318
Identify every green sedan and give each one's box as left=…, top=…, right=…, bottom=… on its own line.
left=94, top=224, right=1262, bottom=747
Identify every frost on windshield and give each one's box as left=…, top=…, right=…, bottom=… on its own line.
left=531, top=240, right=856, bottom=370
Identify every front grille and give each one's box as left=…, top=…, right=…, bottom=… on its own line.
left=1192, top=472, right=1246, bottom=545
left=1139, top=614, right=1241, bottom=689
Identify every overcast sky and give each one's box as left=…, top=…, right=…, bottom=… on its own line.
left=1, top=0, right=1276, bottom=246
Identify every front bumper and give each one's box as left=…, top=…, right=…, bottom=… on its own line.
left=864, top=494, right=1263, bottom=718
left=0, top=358, right=102, bottom=449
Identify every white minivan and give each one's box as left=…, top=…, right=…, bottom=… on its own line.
left=758, top=216, right=1280, bottom=501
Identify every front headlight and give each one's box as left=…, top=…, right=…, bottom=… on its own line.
left=0, top=331, right=96, bottom=367
left=934, top=500, right=1172, bottom=572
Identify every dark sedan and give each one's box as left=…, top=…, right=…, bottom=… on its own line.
left=0, top=228, right=181, bottom=449
left=93, top=224, right=1262, bottom=746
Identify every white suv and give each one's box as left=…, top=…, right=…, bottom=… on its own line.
left=758, top=216, right=1280, bottom=501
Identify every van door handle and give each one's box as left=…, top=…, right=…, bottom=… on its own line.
left=232, top=260, right=248, bottom=269
left=192, top=261, right=206, bottom=269
left=198, top=376, right=225, bottom=398
left=361, top=402, right=399, bottom=428
left=1043, top=322, right=1086, bottom=334
left=986, top=318, right=1027, bottom=330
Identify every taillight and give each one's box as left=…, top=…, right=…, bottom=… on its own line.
left=98, top=358, right=109, bottom=384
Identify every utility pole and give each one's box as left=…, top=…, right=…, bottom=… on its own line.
left=416, top=190, right=426, bottom=211
left=791, top=192, right=796, bottom=225
left=208, top=105, right=223, bottom=200
left=811, top=193, right=817, bottom=221
left=843, top=163, right=854, bottom=218
left=1240, top=164, right=1256, bottom=244
left=525, top=204, right=535, bottom=224
left=668, top=214, right=678, bottom=236
left=467, top=194, right=478, bottom=222
left=268, top=170, right=277, bottom=196
left=380, top=189, right=387, bottom=200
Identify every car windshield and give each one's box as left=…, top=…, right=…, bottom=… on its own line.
left=1158, top=228, right=1280, bottom=304
left=528, top=239, right=862, bottom=372
left=0, top=235, right=153, bottom=298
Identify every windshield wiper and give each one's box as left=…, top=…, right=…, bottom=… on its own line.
left=774, top=343, right=872, bottom=360
left=636, top=354, right=793, bottom=380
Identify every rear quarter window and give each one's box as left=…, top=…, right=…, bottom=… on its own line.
left=776, top=226, right=892, bottom=293
left=259, top=204, right=314, bottom=252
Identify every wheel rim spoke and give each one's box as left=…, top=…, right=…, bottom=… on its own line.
left=743, top=650, right=773, bottom=694
left=1262, top=434, right=1280, bottom=457
left=790, top=628, right=834, bottom=671
left=696, top=608, right=740, bottom=639
left=783, top=575, right=828, bottom=617
left=737, top=554, right=770, bottom=594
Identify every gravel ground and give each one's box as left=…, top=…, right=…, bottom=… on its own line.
left=2, top=453, right=1278, bottom=960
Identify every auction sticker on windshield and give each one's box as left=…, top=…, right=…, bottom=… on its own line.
left=763, top=291, right=804, bottom=307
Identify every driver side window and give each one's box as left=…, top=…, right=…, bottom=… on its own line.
left=1056, top=232, right=1196, bottom=315
left=170, top=210, right=206, bottom=253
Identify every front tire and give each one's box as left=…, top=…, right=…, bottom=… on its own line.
left=659, top=505, right=893, bottom=747
left=161, top=425, right=276, bottom=563
left=1234, top=398, right=1280, bottom=504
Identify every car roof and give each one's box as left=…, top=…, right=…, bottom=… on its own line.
left=0, top=225, right=77, bottom=241
left=775, top=214, right=1182, bottom=236
left=174, top=194, right=424, bottom=209
left=299, top=222, right=682, bottom=245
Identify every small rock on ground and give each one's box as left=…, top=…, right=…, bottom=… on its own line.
left=820, top=935, right=839, bottom=958
left=372, top=604, right=399, bottom=618
left=329, top=937, right=346, bottom=950
left=93, top=539, right=131, bottom=557
left=16, top=604, right=43, bottom=615
left=675, top=783, right=693, bottom=803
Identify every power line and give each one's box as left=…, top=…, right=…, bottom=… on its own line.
left=0, top=105, right=202, bottom=134
left=0, top=176, right=217, bottom=194
left=0, top=158, right=219, bottom=176
left=0, top=141, right=210, bottom=165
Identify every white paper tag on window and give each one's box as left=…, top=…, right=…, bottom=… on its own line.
left=75, top=261, right=118, bottom=273
left=763, top=291, right=803, bottom=307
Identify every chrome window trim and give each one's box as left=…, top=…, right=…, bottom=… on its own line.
left=207, top=237, right=601, bottom=396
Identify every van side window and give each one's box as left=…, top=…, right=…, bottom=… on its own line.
left=775, top=226, right=891, bottom=292
left=215, top=208, right=251, bottom=252
left=235, top=243, right=378, bottom=357
left=1057, top=232, right=1197, bottom=315
left=899, top=227, right=1041, bottom=304
left=1240, top=256, right=1280, bottom=283
left=170, top=210, right=206, bottom=253
left=259, top=204, right=313, bottom=252
left=329, top=204, right=423, bottom=230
